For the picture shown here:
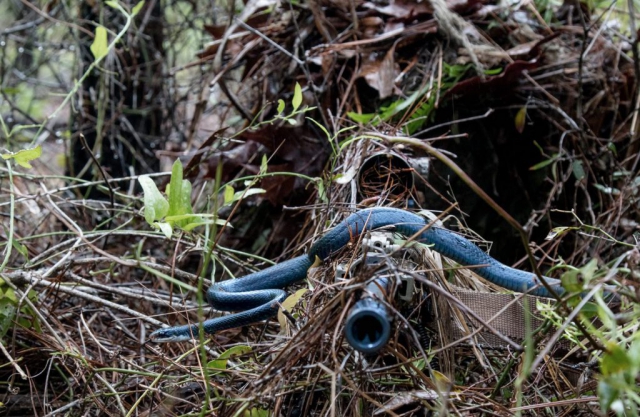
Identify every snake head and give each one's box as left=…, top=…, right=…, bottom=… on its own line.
left=149, top=325, right=198, bottom=343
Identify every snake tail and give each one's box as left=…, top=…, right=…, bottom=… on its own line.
left=150, top=256, right=312, bottom=342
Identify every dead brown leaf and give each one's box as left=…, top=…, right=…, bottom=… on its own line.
left=360, top=47, right=399, bottom=99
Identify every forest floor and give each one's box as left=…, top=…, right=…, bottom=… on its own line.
left=1, top=0, right=640, bottom=415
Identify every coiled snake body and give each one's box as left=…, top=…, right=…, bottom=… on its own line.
left=151, top=208, right=562, bottom=342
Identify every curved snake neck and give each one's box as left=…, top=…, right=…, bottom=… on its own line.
left=150, top=207, right=561, bottom=342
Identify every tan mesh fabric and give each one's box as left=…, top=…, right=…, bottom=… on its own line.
left=448, top=290, right=545, bottom=347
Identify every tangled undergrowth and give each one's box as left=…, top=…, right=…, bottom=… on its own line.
left=1, top=0, right=640, bottom=415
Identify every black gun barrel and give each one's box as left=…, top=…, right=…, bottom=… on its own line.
left=345, top=277, right=391, bottom=354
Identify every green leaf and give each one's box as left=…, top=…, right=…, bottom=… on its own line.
left=598, top=380, right=619, bottom=411
left=0, top=284, right=19, bottom=339
left=1, top=145, right=42, bottom=169
left=131, top=1, right=145, bottom=16
left=628, top=338, right=640, bottom=368
left=413, top=358, right=427, bottom=371
left=292, top=82, right=302, bottom=112
left=11, top=239, right=29, bottom=261
left=406, top=101, right=434, bottom=134
left=244, top=408, right=269, bottom=417
left=181, top=218, right=229, bottom=231
left=0, top=298, right=17, bottom=339
left=155, top=222, right=173, bottom=239
left=1, top=87, right=21, bottom=94
left=105, top=0, right=120, bottom=9
left=224, top=185, right=235, bottom=205
left=597, top=302, right=616, bottom=331
left=579, top=258, right=598, bottom=284
left=484, top=67, right=503, bottom=76
left=233, top=188, right=265, bottom=201
left=444, top=62, right=472, bottom=78
left=594, top=184, right=620, bottom=195
left=560, top=269, right=583, bottom=293
left=347, top=112, right=375, bottom=124
left=90, top=26, right=109, bottom=61
left=601, top=342, right=632, bottom=376
left=260, top=154, right=268, bottom=176
left=138, top=175, right=169, bottom=225
left=277, top=99, right=285, bottom=115
left=176, top=179, right=194, bottom=227
left=316, top=179, right=327, bottom=203
left=208, top=345, right=252, bottom=370
left=165, top=214, right=204, bottom=222
left=1, top=225, right=28, bottom=262
left=545, top=226, right=578, bottom=241
left=167, top=160, right=184, bottom=217
left=572, top=160, right=585, bottom=181
left=577, top=301, right=598, bottom=319
left=529, top=155, right=557, bottom=171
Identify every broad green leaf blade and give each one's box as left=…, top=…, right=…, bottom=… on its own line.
left=208, top=345, right=252, bottom=370
left=560, top=270, right=583, bottom=293
left=316, top=179, right=327, bottom=203
left=132, top=1, right=145, bottom=16
left=601, top=342, right=632, bottom=375
left=580, top=258, right=598, bottom=283
left=165, top=214, right=203, bottom=222
left=292, top=82, right=302, bottom=112
left=277, top=99, right=285, bottom=115
left=572, top=160, right=585, bottom=181
left=181, top=218, right=229, bottom=231
left=224, top=185, right=235, bottom=205
left=232, top=188, right=265, bottom=202
left=177, top=179, right=194, bottom=227
left=180, top=180, right=194, bottom=214
left=90, top=26, right=109, bottom=60
left=628, top=338, right=640, bottom=368
left=0, top=297, right=17, bottom=339
left=167, top=160, right=184, bottom=216
left=138, top=175, right=169, bottom=224
left=0, top=284, right=18, bottom=339
left=598, top=380, right=619, bottom=412
left=594, top=183, right=620, bottom=195
left=347, top=112, right=375, bottom=124
left=155, top=222, right=173, bottom=239
left=1, top=145, right=42, bottom=169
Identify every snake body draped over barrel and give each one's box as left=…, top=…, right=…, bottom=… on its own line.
left=151, top=207, right=562, bottom=342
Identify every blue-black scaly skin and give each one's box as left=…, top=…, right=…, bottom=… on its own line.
left=150, top=208, right=561, bottom=342
left=150, top=256, right=312, bottom=342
